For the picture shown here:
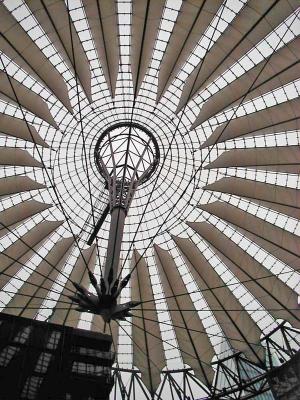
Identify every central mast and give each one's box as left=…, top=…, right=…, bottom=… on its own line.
left=71, top=122, right=159, bottom=321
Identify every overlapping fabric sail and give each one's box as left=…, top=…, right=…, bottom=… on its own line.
left=154, top=244, right=215, bottom=386
left=0, top=2, right=72, bottom=113
left=173, top=235, right=264, bottom=364
left=26, top=0, right=92, bottom=103
left=82, top=0, right=119, bottom=98
left=0, top=0, right=299, bottom=398
left=131, top=249, right=166, bottom=394
left=177, top=0, right=300, bottom=112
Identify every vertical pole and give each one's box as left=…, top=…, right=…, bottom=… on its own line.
left=103, top=207, right=126, bottom=293
left=282, top=325, right=293, bottom=357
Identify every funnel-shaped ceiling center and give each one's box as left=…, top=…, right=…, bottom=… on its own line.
left=95, top=122, right=160, bottom=185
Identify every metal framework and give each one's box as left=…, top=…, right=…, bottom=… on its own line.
left=111, top=324, right=300, bottom=399
left=94, top=122, right=159, bottom=292
left=70, top=121, right=160, bottom=321
left=0, top=1, right=299, bottom=399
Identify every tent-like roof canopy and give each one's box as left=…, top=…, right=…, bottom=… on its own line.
left=0, top=0, right=300, bottom=398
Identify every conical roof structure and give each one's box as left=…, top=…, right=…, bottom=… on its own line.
left=0, top=1, right=300, bottom=398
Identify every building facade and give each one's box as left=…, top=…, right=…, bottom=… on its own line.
left=0, top=313, right=114, bottom=399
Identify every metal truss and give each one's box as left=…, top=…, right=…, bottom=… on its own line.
left=110, top=323, right=300, bottom=400
left=262, top=322, right=300, bottom=369
left=211, top=353, right=270, bottom=399
left=111, top=367, right=209, bottom=400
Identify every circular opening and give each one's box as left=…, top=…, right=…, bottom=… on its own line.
left=94, top=122, right=160, bottom=185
